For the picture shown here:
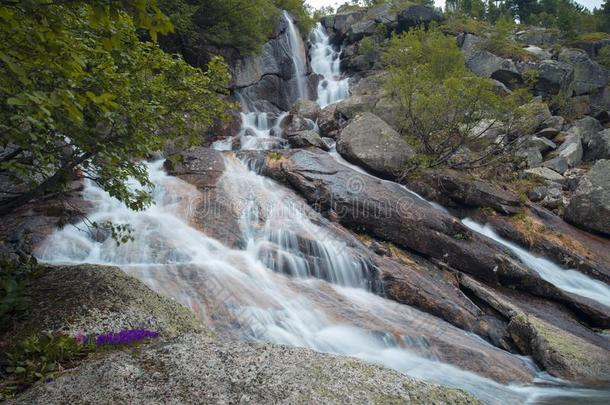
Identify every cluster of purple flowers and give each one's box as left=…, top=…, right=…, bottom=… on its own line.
left=74, top=329, right=159, bottom=347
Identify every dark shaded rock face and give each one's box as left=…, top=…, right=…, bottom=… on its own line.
left=336, top=112, right=414, bottom=178
left=558, top=48, right=609, bottom=96
left=396, top=5, right=443, bottom=33
left=565, top=159, right=610, bottom=236
left=230, top=13, right=308, bottom=112
left=460, top=34, right=522, bottom=89
left=530, top=59, right=574, bottom=96
left=408, top=169, right=522, bottom=215
left=0, top=180, right=88, bottom=259
left=584, top=128, right=610, bottom=161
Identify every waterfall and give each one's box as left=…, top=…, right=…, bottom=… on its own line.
left=37, top=159, right=609, bottom=404
left=283, top=11, right=307, bottom=101
left=35, top=14, right=610, bottom=405
left=310, top=22, right=349, bottom=107
left=462, top=219, right=610, bottom=309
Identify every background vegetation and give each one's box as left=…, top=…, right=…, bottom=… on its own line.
left=0, top=1, right=232, bottom=217
left=157, top=0, right=314, bottom=63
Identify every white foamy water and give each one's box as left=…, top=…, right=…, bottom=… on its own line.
left=284, top=11, right=307, bottom=101
left=310, top=22, right=349, bottom=107
left=462, top=219, right=610, bottom=309
left=37, top=159, right=610, bottom=404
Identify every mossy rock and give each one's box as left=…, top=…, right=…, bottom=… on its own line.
left=0, top=264, right=205, bottom=351
left=10, top=333, right=482, bottom=404
left=508, top=313, right=610, bottom=385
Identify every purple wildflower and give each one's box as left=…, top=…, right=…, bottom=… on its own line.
left=45, top=378, right=54, bottom=384
left=95, top=329, right=159, bottom=346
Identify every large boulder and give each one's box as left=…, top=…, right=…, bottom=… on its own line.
left=1, top=264, right=204, bottom=348
left=508, top=314, right=610, bottom=385
left=280, top=112, right=316, bottom=135
left=396, top=5, right=443, bottom=33
left=290, top=98, right=321, bottom=121
left=530, top=59, right=574, bottom=96
left=460, top=34, right=522, bottom=88
left=13, top=333, right=480, bottom=405
left=558, top=48, right=609, bottom=96
left=321, top=9, right=367, bottom=45
left=569, top=116, right=603, bottom=140
left=584, top=128, right=610, bottom=161
left=336, top=112, right=415, bottom=178
left=460, top=275, right=610, bottom=385
left=550, top=132, right=583, bottom=168
left=287, top=130, right=328, bottom=150
left=514, top=28, right=560, bottom=46
left=564, top=159, right=610, bottom=235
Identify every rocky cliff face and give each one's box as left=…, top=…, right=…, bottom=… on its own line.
left=230, top=12, right=315, bottom=113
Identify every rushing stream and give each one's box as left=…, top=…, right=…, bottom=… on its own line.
left=37, top=16, right=610, bottom=405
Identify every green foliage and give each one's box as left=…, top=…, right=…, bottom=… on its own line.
left=577, top=31, right=610, bottom=41
left=522, top=69, right=540, bottom=89
left=159, top=0, right=313, bottom=57
left=384, top=27, right=525, bottom=171
left=1, top=334, right=94, bottom=397
left=0, top=1, right=232, bottom=216
left=0, top=257, right=41, bottom=330
left=441, top=14, right=490, bottom=35
left=446, top=0, right=606, bottom=39
left=479, top=17, right=533, bottom=61
left=597, top=45, right=610, bottom=69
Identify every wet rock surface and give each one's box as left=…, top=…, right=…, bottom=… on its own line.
left=257, top=149, right=580, bottom=305
left=165, top=147, right=243, bottom=247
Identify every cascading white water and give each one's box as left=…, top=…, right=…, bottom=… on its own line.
left=283, top=11, right=307, bottom=101
left=310, top=22, right=350, bottom=107
left=35, top=12, right=610, bottom=404
left=462, top=219, right=610, bottom=309
left=238, top=111, right=288, bottom=150
left=38, top=159, right=610, bottom=404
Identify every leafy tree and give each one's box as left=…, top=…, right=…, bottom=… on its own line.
left=0, top=1, right=232, bottom=217
left=383, top=27, right=526, bottom=171
left=158, top=0, right=313, bottom=60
